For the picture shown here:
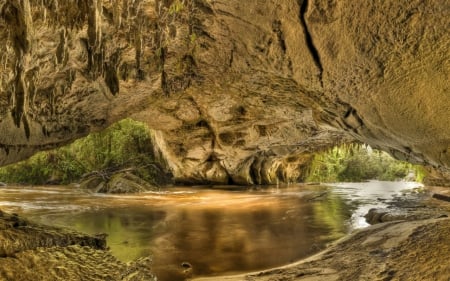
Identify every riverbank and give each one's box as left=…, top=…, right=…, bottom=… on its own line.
left=192, top=188, right=450, bottom=281
left=0, top=185, right=449, bottom=280
left=0, top=210, right=156, bottom=281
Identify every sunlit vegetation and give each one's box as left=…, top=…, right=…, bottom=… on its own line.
left=0, top=119, right=169, bottom=185
left=0, top=126, right=427, bottom=186
left=311, top=193, right=353, bottom=240
left=306, top=144, right=427, bottom=183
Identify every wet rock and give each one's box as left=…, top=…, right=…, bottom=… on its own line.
left=365, top=208, right=407, bottom=224
left=79, top=176, right=104, bottom=190
left=364, top=207, right=446, bottom=225
left=80, top=172, right=158, bottom=194
left=0, top=211, right=106, bottom=256
left=0, top=211, right=157, bottom=280
left=365, top=188, right=450, bottom=225
left=0, top=245, right=157, bottom=281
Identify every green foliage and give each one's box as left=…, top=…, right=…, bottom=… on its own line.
left=189, top=32, right=197, bottom=44
left=0, top=119, right=167, bottom=185
left=306, top=144, right=426, bottom=183
left=168, top=0, right=184, bottom=15
left=0, top=153, right=51, bottom=185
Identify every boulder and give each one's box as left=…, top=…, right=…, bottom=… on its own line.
left=80, top=171, right=158, bottom=194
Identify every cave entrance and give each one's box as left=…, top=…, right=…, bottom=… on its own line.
left=305, top=143, right=426, bottom=184
left=0, top=118, right=171, bottom=189
left=0, top=124, right=444, bottom=281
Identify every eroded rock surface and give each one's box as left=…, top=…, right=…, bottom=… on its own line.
left=0, top=210, right=157, bottom=281
left=0, top=0, right=449, bottom=184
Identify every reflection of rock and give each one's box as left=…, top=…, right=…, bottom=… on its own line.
left=196, top=218, right=450, bottom=281
left=79, top=172, right=158, bottom=194
left=0, top=211, right=157, bottom=280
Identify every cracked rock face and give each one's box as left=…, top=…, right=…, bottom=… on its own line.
left=0, top=0, right=449, bottom=184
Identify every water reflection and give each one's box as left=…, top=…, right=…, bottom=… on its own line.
left=0, top=182, right=421, bottom=280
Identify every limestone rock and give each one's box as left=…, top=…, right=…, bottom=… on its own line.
left=0, top=211, right=106, bottom=256
left=0, top=0, right=448, bottom=184
left=0, top=211, right=157, bottom=281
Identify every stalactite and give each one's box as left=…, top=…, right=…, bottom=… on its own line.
left=87, top=0, right=104, bottom=76
left=1, top=0, right=33, bottom=139
left=112, top=0, right=123, bottom=28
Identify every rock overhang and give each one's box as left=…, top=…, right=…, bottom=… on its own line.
left=0, top=0, right=448, bottom=184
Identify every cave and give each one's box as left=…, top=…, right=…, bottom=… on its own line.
left=0, top=0, right=449, bottom=280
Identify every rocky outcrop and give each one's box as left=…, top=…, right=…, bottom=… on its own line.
left=0, top=210, right=157, bottom=280
left=424, top=168, right=450, bottom=187
left=364, top=208, right=447, bottom=225
left=0, top=0, right=449, bottom=184
left=0, top=210, right=106, bottom=256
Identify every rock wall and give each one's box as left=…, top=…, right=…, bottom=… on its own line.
left=0, top=0, right=448, bottom=184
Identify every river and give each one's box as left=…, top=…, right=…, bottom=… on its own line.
left=0, top=181, right=423, bottom=280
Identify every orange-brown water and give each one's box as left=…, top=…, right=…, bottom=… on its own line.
left=0, top=181, right=422, bottom=280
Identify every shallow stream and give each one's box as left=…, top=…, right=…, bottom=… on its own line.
left=0, top=181, right=423, bottom=280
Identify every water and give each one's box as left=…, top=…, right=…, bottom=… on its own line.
left=0, top=181, right=423, bottom=280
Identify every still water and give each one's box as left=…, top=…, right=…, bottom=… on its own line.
left=0, top=181, right=422, bottom=280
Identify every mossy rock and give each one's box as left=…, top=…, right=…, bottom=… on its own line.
left=79, top=176, right=104, bottom=190
left=80, top=172, right=158, bottom=194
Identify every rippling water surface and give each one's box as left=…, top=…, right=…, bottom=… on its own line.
left=0, top=181, right=422, bottom=280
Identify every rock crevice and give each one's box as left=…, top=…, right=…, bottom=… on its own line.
left=298, top=0, right=323, bottom=83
